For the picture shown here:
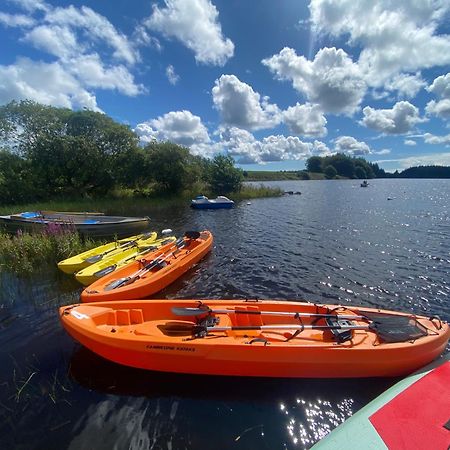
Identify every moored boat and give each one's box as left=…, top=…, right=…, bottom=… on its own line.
left=81, top=231, right=213, bottom=302
left=74, top=234, right=176, bottom=286
left=58, top=231, right=158, bottom=274
left=191, top=195, right=234, bottom=209
left=60, top=299, right=449, bottom=378
left=0, top=211, right=151, bottom=239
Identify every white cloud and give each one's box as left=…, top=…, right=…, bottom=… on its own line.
left=166, top=65, right=179, bottom=85
left=23, top=25, right=80, bottom=58
left=0, top=3, right=145, bottom=110
left=262, top=47, right=366, bottom=114
left=361, top=101, right=425, bottom=134
left=212, top=74, right=281, bottom=130
left=309, top=0, right=450, bottom=87
left=426, top=73, right=450, bottom=118
left=425, top=99, right=450, bottom=118
left=45, top=5, right=138, bottom=65
left=333, top=136, right=370, bottom=156
left=145, top=0, right=234, bottom=66
left=376, top=152, right=450, bottom=169
left=423, top=133, right=450, bottom=145
left=9, top=0, right=49, bottom=13
left=384, top=73, right=426, bottom=99
left=372, top=148, right=391, bottom=155
left=135, top=110, right=211, bottom=148
left=283, top=103, right=327, bottom=137
left=132, top=25, right=162, bottom=51
left=404, top=139, right=417, bottom=146
left=427, top=73, right=450, bottom=99
left=0, top=57, right=100, bottom=111
left=219, top=127, right=330, bottom=164
left=68, top=54, right=144, bottom=96
left=0, top=12, right=35, bottom=27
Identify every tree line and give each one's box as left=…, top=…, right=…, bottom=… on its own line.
left=306, top=154, right=386, bottom=179
left=306, top=155, right=450, bottom=179
left=0, top=101, right=243, bottom=205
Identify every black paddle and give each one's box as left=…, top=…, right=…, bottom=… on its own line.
left=171, top=306, right=364, bottom=321
left=84, top=231, right=155, bottom=264
left=162, top=313, right=429, bottom=343
left=104, top=232, right=200, bottom=290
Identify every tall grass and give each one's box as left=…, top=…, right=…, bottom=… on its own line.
left=233, top=184, right=284, bottom=199
left=0, top=227, right=97, bottom=274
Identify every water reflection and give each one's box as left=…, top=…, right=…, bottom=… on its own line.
left=68, top=347, right=395, bottom=450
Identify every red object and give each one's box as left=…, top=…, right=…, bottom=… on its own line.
left=370, top=360, right=450, bottom=449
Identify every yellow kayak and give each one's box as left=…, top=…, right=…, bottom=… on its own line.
left=57, top=231, right=158, bottom=274
left=74, top=235, right=176, bottom=286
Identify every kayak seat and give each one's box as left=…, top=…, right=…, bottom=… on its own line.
left=106, top=309, right=144, bottom=326
left=230, top=306, right=263, bottom=327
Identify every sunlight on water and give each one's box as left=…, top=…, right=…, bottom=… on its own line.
left=281, top=397, right=354, bottom=449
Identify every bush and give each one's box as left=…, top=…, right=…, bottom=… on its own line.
left=324, top=165, right=337, bottom=179
left=207, top=155, right=243, bottom=194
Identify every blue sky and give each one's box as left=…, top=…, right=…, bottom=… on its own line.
left=1, top=0, right=450, bottom=172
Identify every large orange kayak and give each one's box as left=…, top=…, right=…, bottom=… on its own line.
left=81, top=231, right=213, bottom=302
left=59, top=299, right=449, bottom=378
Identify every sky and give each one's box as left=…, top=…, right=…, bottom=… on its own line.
left=1, top=0, right=450, bottom=172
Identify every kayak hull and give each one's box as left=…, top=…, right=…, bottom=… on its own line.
left=81, top=231, right=213, bottom=301
left=60, top=299, right=450, bottom=378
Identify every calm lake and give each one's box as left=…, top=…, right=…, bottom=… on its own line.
left=1, top=179, right=449, bottom=449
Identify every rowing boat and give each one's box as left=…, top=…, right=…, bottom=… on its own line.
left=74, top=235, right=176, bottom=286
left=59, top=299, right=449, bottom=378
left=58, top=231, right=158, bottom=274
left=0, top=211, right=151, bottom=238
left=81, top=231, right=213, bottom=302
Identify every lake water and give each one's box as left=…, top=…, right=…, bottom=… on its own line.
left=1, top=179, right=449, bottom=449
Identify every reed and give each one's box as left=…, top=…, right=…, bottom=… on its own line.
left=0, top=228, right=97, bottom=274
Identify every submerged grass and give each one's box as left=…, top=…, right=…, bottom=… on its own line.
left=0, top=229, right=98, bottom=275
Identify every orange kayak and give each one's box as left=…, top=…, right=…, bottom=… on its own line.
left=59, top=299, right=449, bottom=378
left=81, top=231, right=213, bottom=302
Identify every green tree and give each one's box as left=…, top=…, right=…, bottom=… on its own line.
left=297, top=170, right=310, bottom=180
left=0, top=150, right=34, bottom=203
left=354, top=166, right=367, bottom=179
left=0, top=100, right=71, bottom=154
left=144, top=141, right=193, bottom=192
left=306, top=156, right=322, bottom=172
left=208, top=154, right=243, bottom=194
left=324, top=165, right=337, bottom=179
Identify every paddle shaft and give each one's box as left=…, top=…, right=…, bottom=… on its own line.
left=172, top=307, right=364, bottom=321
left=202, top=324, right=370, bottom=332
left=85, top=233, right=152, bottom=262
left=114, top=239, right=186, bottom=288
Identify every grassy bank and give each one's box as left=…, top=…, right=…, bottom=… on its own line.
left=0, top=184, right=283, bottom=216
left=244, top=171, right=326, bottom=181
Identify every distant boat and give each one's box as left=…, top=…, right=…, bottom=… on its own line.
left=191, top=195, right=234, bottom=209
left=0, top=211, right=151, bottom=239
left=360, top=180, right=369, bottom=187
